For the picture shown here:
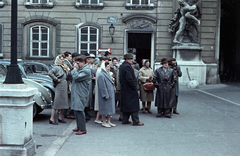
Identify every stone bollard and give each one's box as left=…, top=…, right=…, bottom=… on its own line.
left=0, top=83, right=37, bottom=156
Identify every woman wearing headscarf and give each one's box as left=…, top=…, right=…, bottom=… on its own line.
left=98, top=61, right=116, bottom=128
left=48, top=54, right=70, bottom=125
left=139, top=59, right=154, bottom=114
left=94, top=57, right=108, bottom=124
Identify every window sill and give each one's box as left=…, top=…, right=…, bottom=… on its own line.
left=125, top=3, right=155, bottom=10
left=24, top=2, right=54, bottom=9
left=25, top=56, right=54, bottom=60
left=75, top=3, right=104, bottom=9
left=0, top=1, right=5, bottom=8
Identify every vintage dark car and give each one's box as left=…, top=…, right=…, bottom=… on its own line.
left=0, top=60, right=55, bottom=118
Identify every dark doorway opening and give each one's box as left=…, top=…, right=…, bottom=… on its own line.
left=128, top=33, right=151, bottom=68
left=220, top=0, right=239, bottom=82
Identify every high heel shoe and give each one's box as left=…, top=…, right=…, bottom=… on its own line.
left=49, top=120, right=58, bottom=125
left=58, top=119, right=67, bottom=123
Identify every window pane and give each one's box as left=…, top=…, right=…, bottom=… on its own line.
left=90, top=35, right=96, bottom=41
left=81, top=51, right=87, bottom=55
left=32, top=27, right=39, bottom=33
left=81, top=35, right=88, bottom=41
left=81, top=43, right=87, bottom=49
left=91, top=0, right=98, bottom=4
left=41, top=50, right=47, bottom=56
left=32, top=50, right=39, bottom=56
left=81, top=28, right=88, bottom=34
left=32, top=42, right=39, bottom=48
left=90, top=44, right=96, bottom=50
left=32, top=34, right=39, bottom=40
left=41, top=43, right=47, bottom=49
left=41, top=0, right=48, bottom=3
left=90, top=28, right=97, bottom=34
left=41, top=27, right=48, bottom=33
left=32, top=0, right=38, bottom=3
left=42, top=34, right=48, bottom=41
left=141, top=0, right=148, bottom=4
left=132, top=0, right=139, bottom=4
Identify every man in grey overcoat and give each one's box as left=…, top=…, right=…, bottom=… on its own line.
left=71, top=55, right=92, bottom=135
left=153, top=58, right=177, bottom=118
left=119, top=54, right=144, bottom=126
left=171, top=58, right=182, bottom=114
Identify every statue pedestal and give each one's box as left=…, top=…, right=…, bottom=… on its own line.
left=172, top=44, right=206, bottom=85
left=0, top=84, right=37, bottom=156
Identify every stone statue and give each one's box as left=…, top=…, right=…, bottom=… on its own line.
left=169, top=0, right=201, bottom=44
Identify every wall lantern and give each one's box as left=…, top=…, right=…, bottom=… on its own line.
left=109, top=24, right=115, bottom=42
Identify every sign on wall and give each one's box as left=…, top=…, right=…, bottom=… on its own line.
left=107, top=17, right=117, bottom=24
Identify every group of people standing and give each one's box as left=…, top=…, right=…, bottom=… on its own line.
left=48, top=51, right=182, bottom=135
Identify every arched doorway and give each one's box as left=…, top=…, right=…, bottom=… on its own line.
left=220, top=0, right=240, bottom=82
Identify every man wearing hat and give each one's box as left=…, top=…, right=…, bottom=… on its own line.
left=84, top=53, right=95, bottom=121
left=153, top=58, right=177, bottom=118
left=119, top=53, right=144, bottom=126
left=104, top=51, right=111, bottom=60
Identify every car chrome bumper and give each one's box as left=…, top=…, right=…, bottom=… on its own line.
left=41, top=102, right=52, bottom=109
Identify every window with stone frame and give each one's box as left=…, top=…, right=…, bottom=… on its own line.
left=125, top=0, right=154, bottom=9
left=24, top=0, right=54, bottom=8
left=79, top=26, right=99, bottom=55
left=30, top=26, right=49, bottom=57
left=0, top=23, right=2, bottom=57
left=75, top=0, right=104, bottom=8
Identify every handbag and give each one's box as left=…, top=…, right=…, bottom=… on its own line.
left=143, top=82, right=155, bottom=91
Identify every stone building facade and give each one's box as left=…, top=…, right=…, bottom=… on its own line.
left=0, top=0, right=227, bottom=84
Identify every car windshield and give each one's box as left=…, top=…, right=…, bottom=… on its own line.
left=22, top=63, right=49, bottom=75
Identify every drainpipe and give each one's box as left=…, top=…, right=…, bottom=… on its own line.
left=215, top=0, right=221, bottom=83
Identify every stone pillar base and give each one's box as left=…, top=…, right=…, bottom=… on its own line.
left=0, top=139, right=36, bottom=156
left=177, top=61, right=206, bottom=85
left=172, top=44, right=206, bottom=85
left=0, top=84, right=37, bottom=156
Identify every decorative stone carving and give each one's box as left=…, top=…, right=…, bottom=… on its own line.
left=169, top=0, right=201, bottom=44
left=130, top=20, right=151, bottom=29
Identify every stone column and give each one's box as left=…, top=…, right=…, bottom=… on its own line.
left=0, top=84, right=37, bottom=156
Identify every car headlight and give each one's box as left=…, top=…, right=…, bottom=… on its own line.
left=46, top=88, right=52, bottom=98
left=39, top=91, right=47, bottom=104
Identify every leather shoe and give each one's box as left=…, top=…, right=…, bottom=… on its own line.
left=165, top=115, right=171, bottom=118
left=66, top=115, right=75, bottom=119
left=156, top=113, right=162, bottom=118
left=49, top=120, right=58, bottom=125
left=122, top=121, right=132, bottom=124
left=133, top=122, right=144, bottom=126
left=73, top=128, right=79, bottom=132
left=75, top=130, right=87, bottom=135
left=58, top=119, right=67, bottom=123
left=173, top=111, right=179, bottom=114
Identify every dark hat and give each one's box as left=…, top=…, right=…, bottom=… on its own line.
left=124, top=53, right=133, bottom=59
left=72, top=52, right=78, bottom=58
left=104, top=51, right=111, bottom=56
left=161, top=58, right=168, bottom=65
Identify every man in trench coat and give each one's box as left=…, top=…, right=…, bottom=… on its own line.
left=119, top=53, right=144, bottom=126
left=71, top=55, right=92, bottom=135
left=153, top=58, right=177, bottom=118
